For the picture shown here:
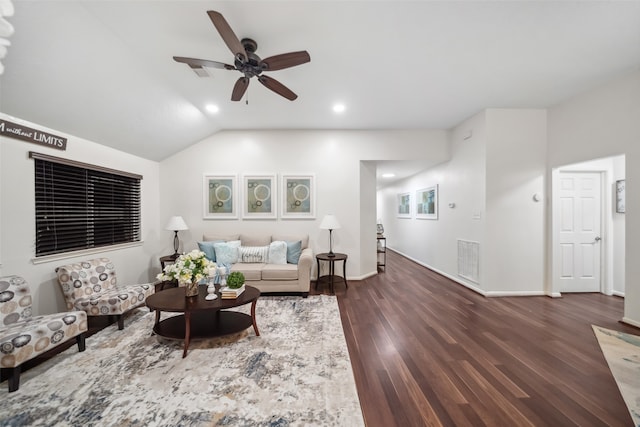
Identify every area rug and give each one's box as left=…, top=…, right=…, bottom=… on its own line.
left=593, top=325, right=640, bottom=426
left=0, top=295, right=365, bottom=426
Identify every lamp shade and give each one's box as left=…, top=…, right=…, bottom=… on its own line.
left=320, top=214, right=341, bottom=230
left=165, top=216, right=188, bottom=231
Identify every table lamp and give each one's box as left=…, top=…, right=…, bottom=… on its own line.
left=165, top=216, right=188, bottom=257
left=320, top=214, right=341, bottom=257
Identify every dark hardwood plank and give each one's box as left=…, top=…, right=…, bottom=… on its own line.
left=313, top=249, right=637, bottom=427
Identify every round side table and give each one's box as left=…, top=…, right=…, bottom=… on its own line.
left=315, top=252, right=348, bottom=293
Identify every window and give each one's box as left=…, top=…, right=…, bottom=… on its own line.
left=30, top=152, right=142, bottom=257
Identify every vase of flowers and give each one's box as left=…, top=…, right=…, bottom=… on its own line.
left=156, top=249, right=217, bottom=297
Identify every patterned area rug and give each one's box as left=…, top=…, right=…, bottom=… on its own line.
left=593, top=325, right=640, bottom=426
left=1, top=295, right=364, bottom=426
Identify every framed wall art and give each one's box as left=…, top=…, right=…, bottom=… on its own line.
left=203, top=174, right=237, bottom=219
left=416, top=185, right=438, bottom=220
left=242, top=174, right=277, bottom=219
left=281, top=174, right=315, bottom=219
left=397, top=192, right=411, bottom=218
left=616, top=179, right=625, bottom=213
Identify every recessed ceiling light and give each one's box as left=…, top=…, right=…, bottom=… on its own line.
left=206, top=104, right=219, bottom=113
left=382, top=173, right=395, bottom=178
left=332, top=104, right=346, bottom=113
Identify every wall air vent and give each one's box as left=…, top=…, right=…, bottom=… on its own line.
left=458, top=239, right=479, bottom=284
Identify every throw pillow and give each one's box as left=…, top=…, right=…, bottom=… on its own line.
left=198, top=240, right=222, bottom=261
left=268, top=240, right=287, bottom=265
left=239, top=246, right=269, bottom=263
left=213, top=240, right=241, bottom=265
left=286, top=240, right=302, bottom=264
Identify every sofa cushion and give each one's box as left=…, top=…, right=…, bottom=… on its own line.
left=203, top=234, right=239, bottom=242
left=272, top=234, right=309, bottom=250
left=239, top=234, right=271, bottom=247
left=239, top=246, right=269, bottom=263
left=213, top=240, right=241, bottom=264
left=0, top=311, right=88, bottom=368
left=198, top=240, right=223, bottom=262
left=230, top=263, right=264, bottom=281
left=286, top=240, right=302, bottom=264
left=72, top=284, right=152, bottom=316
left=268, top=241, right=287, bottom=265
left=262, top=263, right=299, bottom=280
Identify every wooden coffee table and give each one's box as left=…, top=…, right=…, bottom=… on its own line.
left=146, top=284, right=260, bottom=358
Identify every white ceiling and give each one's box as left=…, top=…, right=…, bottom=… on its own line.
left=2, top=1, right=640, bottom=184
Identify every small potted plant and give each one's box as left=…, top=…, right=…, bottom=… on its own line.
left=226, top=271, right=245, bottom=289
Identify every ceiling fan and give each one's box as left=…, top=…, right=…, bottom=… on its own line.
left=174, top=11, right=310, bottom=101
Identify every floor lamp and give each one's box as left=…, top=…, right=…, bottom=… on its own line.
left=320, top=214, right=341, bottom=257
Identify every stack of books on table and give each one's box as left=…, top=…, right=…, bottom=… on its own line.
left=221, top=285, right=245, bottom=299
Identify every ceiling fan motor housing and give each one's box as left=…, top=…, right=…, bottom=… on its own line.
left=235, top=47, right=264, bottom=78
left=241, top=38, right=258, bottom=53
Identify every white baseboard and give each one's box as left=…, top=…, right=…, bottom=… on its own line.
left=388, top=247, right=488, bottom=296
left=612, top=290, right=625, bottom=297
left=354, top=270, right=378, bottom=280
left=388, top=247, right=549, bottom=298
left=484, top=290, right=547, bottom=297
left=313, top=271, right=377, bottom=282
left=621, top=317, right=640, bottom=329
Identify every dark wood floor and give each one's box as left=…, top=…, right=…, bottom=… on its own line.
left=312, top=249, right=637, bottom=427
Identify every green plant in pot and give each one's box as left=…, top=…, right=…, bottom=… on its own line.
left=226, top=271, right=245, bottom=289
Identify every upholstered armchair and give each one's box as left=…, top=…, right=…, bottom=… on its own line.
left=55, top=257, right=154, bottom=330
left=0, top=275, right=88, bottom=392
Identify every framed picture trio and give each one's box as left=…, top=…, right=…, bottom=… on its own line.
left=203, top=173, right=316, bottom=220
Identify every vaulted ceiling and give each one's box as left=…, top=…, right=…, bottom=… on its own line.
left=2, top=1, right=639, bottom=172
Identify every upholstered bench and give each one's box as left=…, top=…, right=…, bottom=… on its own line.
left=0, top=275, right=88, bottom=392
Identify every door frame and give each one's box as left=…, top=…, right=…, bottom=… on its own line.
left=551, top=167, right=612, bottom=297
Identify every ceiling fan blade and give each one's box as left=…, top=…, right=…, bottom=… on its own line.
left=231, top=77, right=250, bottom=101
left=173, top=56, right=235, bottom=70
left=260, top=51, right=310, bottom=71
left=257, top=75, right=298, bottom=101
left=207, top=11, right=247, bottom=63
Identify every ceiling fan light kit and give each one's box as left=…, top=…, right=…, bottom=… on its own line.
left=174, top=10, right=310, bottom=102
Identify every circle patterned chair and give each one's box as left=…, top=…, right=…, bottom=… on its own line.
left=55, top=257, right=155, bottom=330
left=0, top=275, right=88, bottom=392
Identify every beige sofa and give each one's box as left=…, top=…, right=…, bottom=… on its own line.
left=202, top=233, right=312, bottom=297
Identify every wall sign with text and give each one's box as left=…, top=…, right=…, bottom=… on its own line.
left=0, top=119, right=67, bottom=150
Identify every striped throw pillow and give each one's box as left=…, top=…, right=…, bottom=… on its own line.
left=239, top=246, right=269, bottom=263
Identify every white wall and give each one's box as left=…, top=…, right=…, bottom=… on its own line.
left=547, top=70, right=639, bottom=326
left=612, top=155, right=626, bottom=296
left=378, top=111, right=487, bottom=292
left=378, top=109, right=547, bottom=296
left=484, top=109, right=547, bottom=295
left=0, top=113, right=161, bottom=315
left=158, top=129, right=450, bottom=280
left=359, top=161, right=378, bottom=277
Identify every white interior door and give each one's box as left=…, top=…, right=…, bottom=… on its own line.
left=557, top=172, right=602, bottom=292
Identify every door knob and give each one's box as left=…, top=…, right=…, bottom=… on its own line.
left=594, top=236, right=601, bottom=242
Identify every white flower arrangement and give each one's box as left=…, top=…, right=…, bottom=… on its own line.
left=156, top=249, right=217, bottom=285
